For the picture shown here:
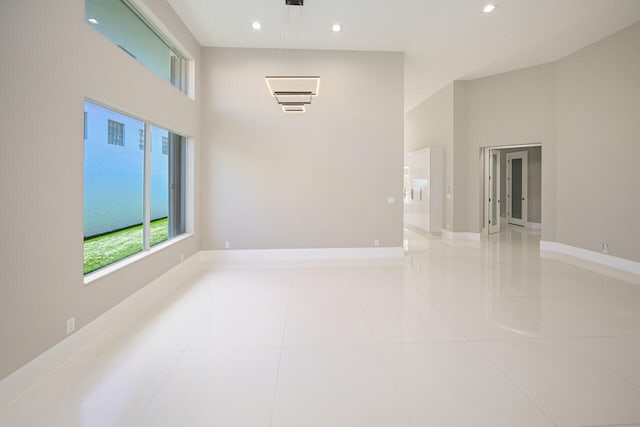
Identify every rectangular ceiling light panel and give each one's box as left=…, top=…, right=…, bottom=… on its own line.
left=282, top=105, right=306, bottom=113
left=274, top=92, right=313, bottom=105
left=266, top=76, right=320, bottom=97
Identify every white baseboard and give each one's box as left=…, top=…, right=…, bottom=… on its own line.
left=442, top=230, right=481, bottom=242
left=0, top=254, right=201, bottom=411
left=403, top=225, right=442, bottom=238
left=200, top=247, right=405, bottom=262
left=540, top=240, right=640, bottom=279
left=527, top=222, right=542, bottom=230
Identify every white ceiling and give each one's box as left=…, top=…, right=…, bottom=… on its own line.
left=166, top=0, right=640, bottom=111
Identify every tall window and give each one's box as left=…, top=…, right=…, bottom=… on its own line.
left=84, top=101, right=187, bottom=274
left=85, top=0, right=190, bottom=94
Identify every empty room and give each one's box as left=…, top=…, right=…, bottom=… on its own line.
left=1, top=0, right=640, bottom=426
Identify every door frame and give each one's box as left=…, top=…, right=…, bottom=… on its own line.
left=488, top=150, right=501, bottom=234
left=506, top=151, right=528, bottom=226
left=482, top=144, right=541, bottom=235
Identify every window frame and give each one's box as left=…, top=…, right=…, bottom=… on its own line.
left=138, top=128, right=145, bottom=150
left=84, top=0, right=196, bottom=99
left=83, top=99, right=194, bottom=284
left=107, top=119, right=125, bottom=146
left=161, top=136, right=169, bottom=155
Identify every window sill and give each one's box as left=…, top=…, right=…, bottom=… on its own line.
left=83, top=233, right=194, bottom=286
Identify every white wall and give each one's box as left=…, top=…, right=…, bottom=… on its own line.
left=556, top=22, right=640, bottom=262
left=407, top=20, right=640, bottom=264
left=0, top=0, right=201, bottom=381
left=405, top=83, right=454, bottom=231
left=453, top=81, right=470, bottom=232
left=462, top=63, right=557, bottom=235
left=405, top=66, right=556, bottom=235
left=460, top=20, right=640, bottom=259
left=201, top=48, right=404, bottom=250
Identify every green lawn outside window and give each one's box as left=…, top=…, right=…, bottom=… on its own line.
left=84, top=218, right=168, bottom=274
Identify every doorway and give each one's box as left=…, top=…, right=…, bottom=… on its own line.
left=506, top=151, right=528, bottom=227
left=482, top=145, right=542, bottom=234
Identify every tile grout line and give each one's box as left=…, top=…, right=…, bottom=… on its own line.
left=268, top=276, right=294, bottom=427
left=356, top=300, right=379, bottom=349
left=1, top=269, right=218, bottom=420
left=131, top=349, right=189, bottom=426
left=469, top=340, right=559, bottom=427
left=0, top=351, right=78, bottom=416
left=357, top=300, right=416, bottom=427
left=130, top=272, right=226, bottom=425
left=561, top=338, right=640, bottom=391
left=426, top=299, right=474, bottom=342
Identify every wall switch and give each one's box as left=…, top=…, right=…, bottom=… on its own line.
left=66, top=317, right=75, bottom=335
left=387, top=197, right=395, bottom=204
left=602, top=243, right=609, bottom=254
left=224, top=242, right=230, bottom=249
left=446, top=224, right=450, bottom=230
left=374, top=240, right=380, bottom=247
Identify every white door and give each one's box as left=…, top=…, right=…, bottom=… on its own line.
left=417, top=149, right=429, bottom=231
left=489, top=150, right=501, bottom=234
left=506, top=151, right=528, bottom=226
left=403, top=165, right=411, bottom=226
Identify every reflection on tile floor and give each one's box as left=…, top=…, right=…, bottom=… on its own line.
left=2, top=227, right=640, bottom=426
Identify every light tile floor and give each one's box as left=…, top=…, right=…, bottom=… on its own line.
left=2, top=227, right=640, bottom=426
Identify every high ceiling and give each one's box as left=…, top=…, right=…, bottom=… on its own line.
left=166, top=0, right=640, bottom=111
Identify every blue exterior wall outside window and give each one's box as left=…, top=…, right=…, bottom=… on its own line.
left=84, top=101, right=169, bottom=238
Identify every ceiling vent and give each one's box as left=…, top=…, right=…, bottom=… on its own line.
left=286, top=0, right=304, bottom=5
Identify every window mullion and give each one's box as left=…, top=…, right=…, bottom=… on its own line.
left=143, top=122, right=152, bottom=250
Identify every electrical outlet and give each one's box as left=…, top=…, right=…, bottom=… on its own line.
left=374, top=239, right=380, bottom=247
left=66, top=317, right=75, bottom=335
left=602, top=243, right=609, bottom=254
left=224, top=242, right=230, bottom=249
left=387, top=197, right=395, bottom=204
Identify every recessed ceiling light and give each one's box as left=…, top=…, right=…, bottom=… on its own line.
left=332, top=24, right=341, bottom=32
left=252, top=21, right=262, bottom=30
left=482, top=4, right=496, bottom=13
left=88, top=18, right=99, bottom=24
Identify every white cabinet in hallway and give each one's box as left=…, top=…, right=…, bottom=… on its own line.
left=403, top=148, right=443, bottom=234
